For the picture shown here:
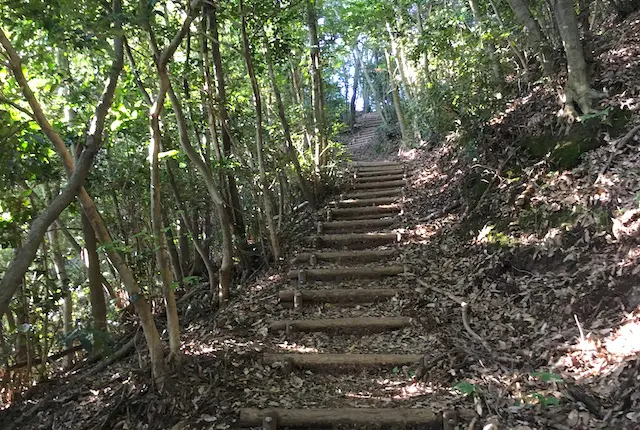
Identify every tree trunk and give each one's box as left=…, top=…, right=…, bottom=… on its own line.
left=164, top=216, right=184, bottom=288
left=363, top=80, right=370, bottom=113
left=355, top=47, right=387, bottom=124
left=307, top=0, right=327, bottom=175
left=200, top=18, right=224, bottom=188
left=384, top=49, right=408, bottom=140
left=55, top=218, right=116, bottom=302
left=82, top=212, right=107, bottom=354
left=166, top=161, right=219, bottom=301
left=148, top=85, right=181, bottom=358
left=240, top=8, right=280, bottom=260
left=506, top=0, right=557, bottom=75
left=467, top=0, right=502, bottom=83
left=551, top=0, right=597, bottom=113
left=266, top=46, right=316, bottom=209
left=207, top=6, right=248, bottom=248
left=350, top=52, right=360, bottom=130
left=385, top=22, right=414, bottom=97
left=46, top=221, right=72, bottom=366
left=290, top=63, right=313, bottom=151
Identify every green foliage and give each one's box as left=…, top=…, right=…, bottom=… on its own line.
left=531, top=371, right=564, bottom=383
left=511, top=370, right=564, bottom=409
left=454, top=381, right=478, bottom=397
left=515, top=392, right=560, bottom=408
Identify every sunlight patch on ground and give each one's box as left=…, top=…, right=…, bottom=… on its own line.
left=413, top=166, right=445, bottom=188
left=398, top=148, right=417, bottom=161
left=277, top=342, right=318, bottom=353
left=412, top=224, right=439, bottom=241
left=617, top=246, right=640, bottom=270
left=251, top=274, right=281, bottom=292
left=344, top=380, right=436, bottom=401
left=182, top=338, right=262, bottom=356
left=555, top=311, right=640, bottom=379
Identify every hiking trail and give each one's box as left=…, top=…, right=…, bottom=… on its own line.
left=237, top=113, right=456, bottom=429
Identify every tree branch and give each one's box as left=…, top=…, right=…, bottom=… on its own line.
left=0, top=0, right=124, bottom=316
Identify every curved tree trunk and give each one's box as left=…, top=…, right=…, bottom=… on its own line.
left=0, top=1, right=167, bottom=384
left=143, top=0, right=231, bottom=305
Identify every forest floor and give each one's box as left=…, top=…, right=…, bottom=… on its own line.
left=3, top=12, right=640, bottom=430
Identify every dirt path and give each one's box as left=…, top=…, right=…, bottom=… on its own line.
left=237, top=115, right=455, bottom=428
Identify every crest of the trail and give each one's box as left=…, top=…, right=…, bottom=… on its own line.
left=238, top=114, right=458, bottom=429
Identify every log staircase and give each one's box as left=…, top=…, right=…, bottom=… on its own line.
left=238, top=113, right=458, bottom=429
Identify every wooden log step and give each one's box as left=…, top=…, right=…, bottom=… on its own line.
left=354, top=173, right=405, bottom=183
left=238, top=408, right=443, bottom=428
left=279, top=288, right=401, bottom=304
left=333, top=196, right=399, bottom=207
left=343, top=188, right=404, bottom=199
left=352, top=180, right=406, bottom=190
left=334, top=212, right=400, bottom=221
left=269, top=316, right=412, bottom=333
left=356, top=167, right=404, bottom=177
left=287, top=265, right=405, bottom=281
left=355, top=165, right=405, bottom=174
left=331, top=205, right=400, bottom=217
left=321, top=217, right=395, bottom=232
left=313, top=232, right=400, bottom=249
left=352, top=161, right=403, bottom=168
left=293, top=249, right=395, bottom=264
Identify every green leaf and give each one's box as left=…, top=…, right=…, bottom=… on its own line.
left=531, top=371, right=564, bottom=383
left=541, top=395, right=560, bottom=407
left=158, top=149, right=179, bottom=159
left=110, top=119, right=122, bottom=131
left=454, top=381, right=477, bottom=396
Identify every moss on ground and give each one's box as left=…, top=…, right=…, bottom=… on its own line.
left=518, top=107, right=631, bottom=169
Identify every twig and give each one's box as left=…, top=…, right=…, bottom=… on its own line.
left=97, top=384, right=128, bottom=430
left=0, top=94, right=35, bottom=118
left=416, top=277, right=521, bottom=365
left=574, top=314, right=585, bottom=343
left=468, top=417, right=478, bottom=430
left=597, top=124, right=640, bottom=178
left=462, top=149, right=514, bottom=220
left=462, top=302, right=493, bottom=354
left=88, top=331, right=141, bottom=376
left=416, top=279, right=465, bottom=305
left=511, top=265, right=535, bottom=276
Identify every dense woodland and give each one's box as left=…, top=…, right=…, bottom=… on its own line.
left=1, top=0, right=639, bottom=428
